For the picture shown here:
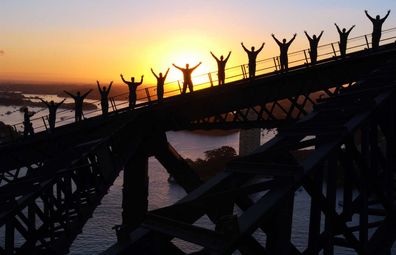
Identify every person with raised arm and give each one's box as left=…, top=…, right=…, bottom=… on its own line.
left=304, top=30, right=324, bottom=64
left=97, top=81, right=113, bottom=115
left=365, top=10, right=391, bottom=49
left=39, top=98, right=66, bottom=132
left=23, top=107, right=35, bottom=137
left=64, top=89, right=92, bottom=122
left=172, top=62, right=202, bottom=94
left=272, top=33, right=297, bottom=72
left=120, top=74, right=144, bottom=108
left=210, top=51, right=231, bottom=85
left=241, top=42, right=264, bottom=78
left=335, top=23, right=355, bottom=57
left=151, top=68, right=170, bottom=102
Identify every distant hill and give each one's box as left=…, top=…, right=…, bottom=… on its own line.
left=0, top=82, right=155, bottom=101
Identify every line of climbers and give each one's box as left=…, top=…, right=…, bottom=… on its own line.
left=22, top=10, right=390, bottom=136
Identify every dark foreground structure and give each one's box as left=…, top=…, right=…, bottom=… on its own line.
left=1, top=33, right=396, bottom=255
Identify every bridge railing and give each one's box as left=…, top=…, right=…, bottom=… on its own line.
left=6, top=27, right=396, bottom=137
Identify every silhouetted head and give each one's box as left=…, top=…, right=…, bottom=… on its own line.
left=159, top=72, right=163, bottom=78
left=220, top=55, right=224, bottom=60
left=251, top=46, right=255, bottom=51
left=131, top=77, right=135, bottom=82
left=186, top=64, right=189, bottom=68
left=50, top=101, right=54, bottom=106
left=23, top=107, right=28, bottom=113
left=376, top=15, right=380, bottom=20
left=313, top=35, right=317, bottom=40
left=282, top=39, right=286, bottom=43
left=77, top=91, right=81, bottom=96
left=103, top=86, right=106, bottom=91
left=342, top=28, right=346, bottom=33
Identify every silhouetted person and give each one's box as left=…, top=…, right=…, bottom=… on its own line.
left=97, top=81, right=113, bottom=115
left=272, top=33, right=297, bottom=72
left=172, top=62, right=202, bottom=94
left=304, top=30, right=324, bottom=64
left=210, top=51, right=231, bottom=85
left=151, top=68, right=170, bottom=102
left=335, top=23, right=355, bottom=57
left=120, top=74, right=144, bottom=108
left=40, top=98, right=65, bottom=132
left=64, top=89, right=92, bottom=122
left=23, top=107, right=35, bottom=137
left=241, top=42, right=264, bottom=78
left=365, top=10, right=391, bottom=49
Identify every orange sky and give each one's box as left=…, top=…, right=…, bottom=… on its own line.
left=1, top=1, right=395, bottom=86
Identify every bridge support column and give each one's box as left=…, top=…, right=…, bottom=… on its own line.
left=239, top=129, right=261, bottom=156
left=118, top=151, right=148, bottom=241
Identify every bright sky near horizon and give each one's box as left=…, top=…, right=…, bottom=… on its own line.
left=1, top=0, right=395, bottom=85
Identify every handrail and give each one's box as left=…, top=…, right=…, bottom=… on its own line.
left=6, top=27, right=396, bottom=136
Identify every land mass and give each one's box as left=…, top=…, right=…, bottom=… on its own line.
left=0, top=82, right=152, bottom=101
left=0, top=91, right=97, bottom=110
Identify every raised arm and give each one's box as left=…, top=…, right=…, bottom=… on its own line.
left=107, top=81, right=113, bottom=92
left=63, top=90, right=75, bottom=99
left=271, top=34, right=282, bottom=46
left=382, top=10, right=391, bottom=22
left=347, top=25, right=355, bottom=34
left=365, top=10, right=375, bottom=22
left=256, top=43, right=265, bottom=53
left=151, top=68, right=159, bottom=79
left=56, top=99, right=66, bottom=108
left=241, top=43, right=249, bottom=53
left=138, top=75, right=144, bottom=85
left=334, top=23, right=341, bottom=34
left=39, top=98, right=49, bottom=107
left=287, top=33, right=297, bottom=45
left=120, top=74, right=128, bottom=84
left=304, top=31, right=312, bottom=41
left=96, top=81, right=101, bottom=91
left=82, top=89, right=93, bottom=98
left=318, top=30, right=324, bottom=40
left=225, top=51, right=232, bottom=62
left=164, top=68, right=170, bottom=79
left=192, top=62, right=202, bottom=70
left=210, top=51, right=219, bottom=62
left=40, top=98, right=50, bottom=107
left=172, top=63, right=183, bottom=70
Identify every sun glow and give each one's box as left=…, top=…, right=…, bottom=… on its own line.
left=133, top=32, right=223, bottom=94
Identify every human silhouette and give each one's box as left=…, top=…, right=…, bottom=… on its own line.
left=172, top=62, right=202, bottom=94
left=64, top=89, right=92, bottom=122
left=210, top=51, right=231, bottom=85
left=23, top=107, right=35, bottom=137
left=335, top=23, right=355, bottom=57
left=40, top=98, right=65, bottom=132
left=304, top=31, right=324, bottom=64
left=241, top=42, right=264, bottom=78
left=120, top=74, right=144, bottom=108
left=365, top=10, right=391, bottom=49
left=97, top=81, right=113, bottom=115
left=151, top=68, right=170, bottom=102
left=272, top=33, right=297, bottom=72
